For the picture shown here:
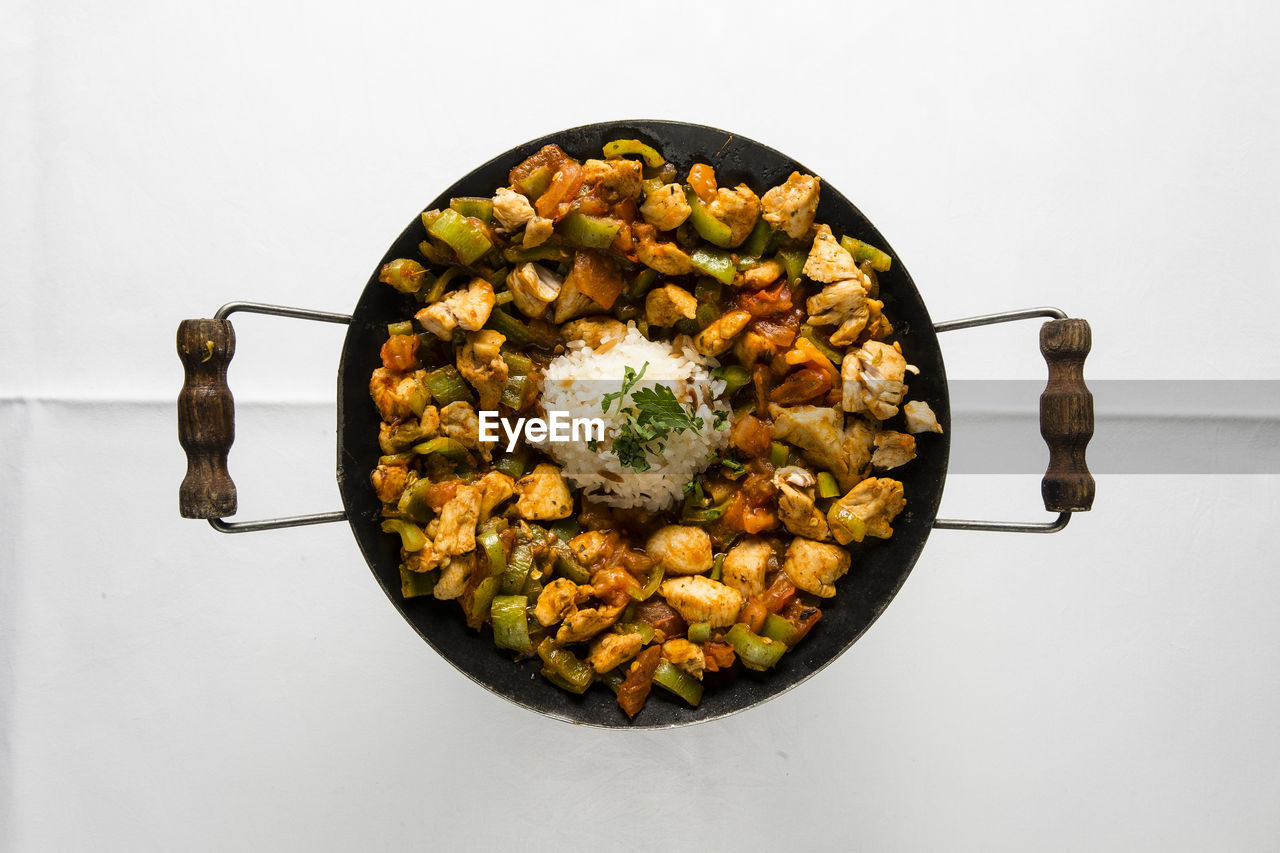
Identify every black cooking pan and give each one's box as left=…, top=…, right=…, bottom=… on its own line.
left=177, top=120, right=1095, bottom=728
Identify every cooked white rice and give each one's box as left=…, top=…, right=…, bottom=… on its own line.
left=537, top=323, right=728, bottom=511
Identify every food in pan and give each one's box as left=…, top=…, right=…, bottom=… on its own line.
left=368, top=138, right=941, bottom=719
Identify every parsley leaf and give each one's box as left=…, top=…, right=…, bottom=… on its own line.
left=630, top=385, right=705, bottom=434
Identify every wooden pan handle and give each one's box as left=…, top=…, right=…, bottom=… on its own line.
left=1039, top=318, right=1095, bottom=512
left=177, top=319, right=237, bottom=519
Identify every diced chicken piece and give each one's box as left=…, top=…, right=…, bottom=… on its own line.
left=439, top=401, right=494, bottom=462
left=733, top=329, right=777, bottom=366
left=369, top=368, right=429, bottom=422
left=583, top=158, right=643, bottom=201
left=739, top=258, right=784, bottom=290
left=378, top=409, right=439, bottom=453
left=370, top=463, right=409, bottom=504
left=535, top=577, right=589, bottom=626
left=405, top=544, right=443, bottom=575
left=561, top=317, right=626, bottom=349
left=659, top=576, right=745, bottom=628
left=769, top=404, right=873, bottom=491
left=457, top=329, right=508, bottom=411
left=662, top=638, right=705, bottom=680
left=761, top=172, right=820, bottom=239
left=872, top=431, right=917, bottom=470
left=513, top=463, right=573, bottom=520
left=841, top=341, right=911, bottom=420
left=904, top=400, right=944, bottom=434
left=432, top=484, right=481, bottom=556
left=551, top=259, right=602, bottom=324
left=774, top=465, right=815, bottom=488
left=555, top=604, right=624, bottom=644
left=568, top=530, right=609, bottom=566
left=492, top=186, right=536, bottom=231
left=646, top=525, right=713, bottom=575
left=828, top=477, right=906, bottom=545
left=415, top=277, right=496, bottom=339
left=432, top=553, right=472, bottom=601
left=721, top=537, right=772, bottom=597
left=802, top=224, right=859, bottom=283
left=863, top=297, right=892, bottom=340
left=772, top=466, right=832, bottom=541
left=708, top=184, right=761, bottom=246
left=639, top=182, right=691, bottom=231
left=693, top=309, right=752, bottom=357
left=645, top=284, right=697, bottom=327
left=506, top=262, right=563, bottom=319
left=806, top=275, right=873, bottom=346
left=523, top=216, right=554, bottom=248
left=475, top=470, right=516, bottom=520
left=783, top=537, right=850, bottom=598
left=634, top=223, right=694, bottom=275
left=587, top=631, right=645, bottom=673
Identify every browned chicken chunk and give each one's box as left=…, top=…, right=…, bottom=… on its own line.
left=646, top=525, right=713, bottom=575
left=782, top=537, right=851, bottom=598
left=761, top=172, right=820, bottom=239
left=640, top=183, right=692, bottom=231
left=457, top=329, right=508, bottom=411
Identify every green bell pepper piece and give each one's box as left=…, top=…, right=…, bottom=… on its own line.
left=687, top=621, right=712, bottom=644
left=839, top=235, right=892, bottom=272
left=558, top=212, right=622, bottom=249
left=491, top=595, right=533, bottom=652
left=537, top=639, right=594, bottom=694
left=652, top=660, right=703, bottom=706
left=381, top=519, right=428, bottom=553
left=427, top=208, right=493, bottom=266
left=449, top=196, right=495, bottom=224
left=602, top=138, right=665, bottom=167
left=688, top=246, right=736, bottom=285
left=399, top=565, right=437, bottom=599
left=685, top=188, right=734, bottom=248
left=725, top=623, right=787, bottom=671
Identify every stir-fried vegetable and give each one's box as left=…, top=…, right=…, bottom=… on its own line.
left=368, top=136, right=930, bottom=721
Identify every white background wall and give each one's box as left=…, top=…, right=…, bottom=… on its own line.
left=2, top=1, right=1278, bottom=850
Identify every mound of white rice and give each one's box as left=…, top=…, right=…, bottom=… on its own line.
left=537, top=323, right=728, bottom=511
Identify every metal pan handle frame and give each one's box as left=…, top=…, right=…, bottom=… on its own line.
left=932, top=307, right=1095, bottom=534
left=177, top=302, right=351, bottom=534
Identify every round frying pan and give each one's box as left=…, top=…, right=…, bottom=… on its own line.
left=177, top=120, right=1095, bottom=728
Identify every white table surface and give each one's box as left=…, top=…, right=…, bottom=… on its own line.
left=3, top=1, right=1278, bottom=849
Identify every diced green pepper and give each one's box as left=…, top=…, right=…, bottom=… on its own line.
left=501, top=351, right=534, bottom=376
left=549, top=518, right=580, bottom=542
left=477, top=527, right=506, bottom=575
left=839, top=235, right=892, bottom=272
left=602, top=138, right=665, bottom=167
left=632, top=564, right=664, bottom=601
left=761, top=613, right=800, bottom=647
left=381, top=519, right=428, bottom=552
left=500, top=540, right=536, bottom=595
left=379, top=258, right=428, bottom=294
left=400, top=565, right=437, bottom=599
left=552, top=543, right=591, bottom=584
left=491, top=595, right=532, bottom=653
left=685, top=188, right=734, bottom=248
left=725, top=623, right=787, bottom=671
left=695, top=302, right=720, bottom=329
left=469, top=576, right=501, bottom=626
left=395, top=479, right=434, bottom=524
left=421, top=365, right=475, bottom=406
left=652, top=660, right=703, bottom=706
left=712, top=365, right=752, bottom=396
left=828, top=503, right=869, bottom=543
left=800, top=324, right=843, bottom=366
left=558, top=212, right=622, bottom=249
left=710, top=553, right=725, bottom=582
left=427, top=208, right=493, bottom=266
left=494, top=451, right=528, bottom=480
left=687, top=621, right=712, bottom=644
left=500, top=374, right=528, bottom=409
left=486, top=309, right=536, bottom=348
left=410, top=436, right=470, bottom=461
left=449, top=196, right=495, bottom=224
left=769, top=441, right=789, bottom=468
left=688, top=246, right=736, bottom=285
left=386, top=320, right=414, bottom=337
left=614, top=621, right=656, bottom=645
left=516, top=165, right=552, bottom=200
left=777, top=248, right=806, bottom=284
left=537, top=639, right=594, bottom=694
left=816, top=471, right=841, bottom=499
left=628, top=268, right=659, bottom=299
left=741, top=216, right=773, bottom=258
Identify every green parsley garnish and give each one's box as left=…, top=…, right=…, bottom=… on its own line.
left=600, top=362, right=708, bottom=472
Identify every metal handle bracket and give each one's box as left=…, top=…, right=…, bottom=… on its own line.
left=931, top=306, right=1089, bottom=534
